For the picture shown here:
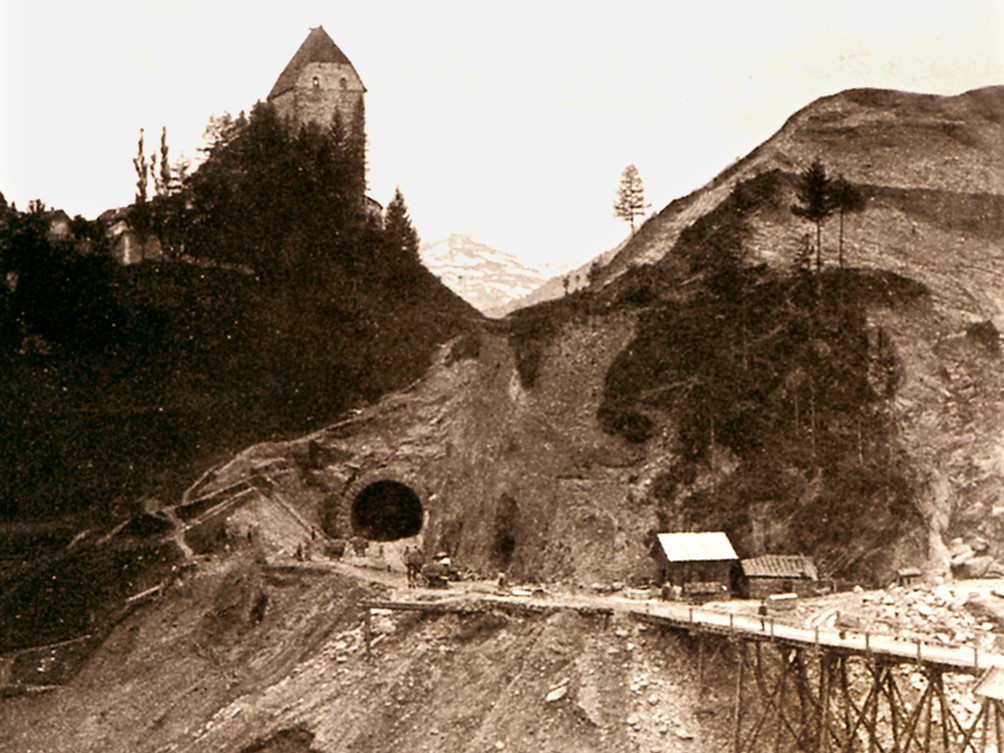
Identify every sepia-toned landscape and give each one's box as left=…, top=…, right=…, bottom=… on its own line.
left=2, top=14, right=1004, bottom=753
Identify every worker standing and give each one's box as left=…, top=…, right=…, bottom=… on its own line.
left=405, top=547, right=424, bottom=587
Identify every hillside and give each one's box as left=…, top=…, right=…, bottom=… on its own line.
left=590, top=86, right=1004, bottom=577
left=157, top=86, right=1004, bottom=587
left=490, top=240, right=626, bottom=317
left=0, top=105, right=480, bottom=524
left=419, top=234, right=547, bottom=316
left=3, top=530, right=1001, bottom=752
left=599, top=86, right=1004, bottom=314
left=0, top=553, right=742, bottom=753
left=2, top=85, right=1003, bottom=752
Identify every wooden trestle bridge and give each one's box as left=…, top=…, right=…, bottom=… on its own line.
left=725, top=639, right=1002, bottom=753
left=630, top=596, right=1004, bottom=753
left=362, top=590, right=1004, bottom=753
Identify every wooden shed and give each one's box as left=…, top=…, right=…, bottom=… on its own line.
left=651, top=532, right=738, bottom=601
left=739, top=554, right=819, bottom=599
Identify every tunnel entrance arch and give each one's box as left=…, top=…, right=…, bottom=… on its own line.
left=350, top=480, right=424, bottom=541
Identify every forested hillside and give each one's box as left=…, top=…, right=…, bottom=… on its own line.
left=598, top=170, right=927, bottom=576
left=0, top=103, right=478, bottom=522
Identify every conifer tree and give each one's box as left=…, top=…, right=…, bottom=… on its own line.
left=131, top=129, right=152, bottom=258
left=791, top=159, right=833, bottom=272
left=133, top=129, right=149, bottom=206
left=614, top=164, right=649, bottom=234
left=347, top=99, right=368, bottom=202
left=794, top=232, right=814, bottom=275
left=383, top=188, right=420, bottom=266
left=152, top=127, right=172, bottom=197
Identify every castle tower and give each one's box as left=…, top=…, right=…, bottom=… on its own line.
left=267, top=26, right=366, bottom=135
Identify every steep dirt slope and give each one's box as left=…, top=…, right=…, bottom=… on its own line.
left=692, top=172, right=1004, bottom=573
left=870, top=301, right=1004, bottom=574
left=0, top=555, right=736, bottom=753
left=735, top=175, right=1004, bottom=323
left=578, top=87, right=1004, bottom=579
left=178, top=311, right=662, bottom=584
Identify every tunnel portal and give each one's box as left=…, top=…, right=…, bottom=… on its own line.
left=351, top=480, right=424, bottom=541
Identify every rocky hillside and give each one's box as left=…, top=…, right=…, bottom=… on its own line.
left=599, top=86, right=1004, bottom=310
left=167, top=316, right=650, bottom=583
left=162, top=86, right=1004, bottom=589
left=420, top=234, right=547, bottom=316
left=490, top=241, right=626, bottom=318
left=590, top=86, right=1004, bottom=578
left=0, top=554, right=739, bottom=753
left=3, top=84, right=1004, bottom=753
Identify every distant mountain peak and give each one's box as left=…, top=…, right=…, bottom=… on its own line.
left=419, top=235, right=547, bottom=317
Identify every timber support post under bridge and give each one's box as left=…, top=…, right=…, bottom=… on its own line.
left=723, top=636, right=1004, bottom=753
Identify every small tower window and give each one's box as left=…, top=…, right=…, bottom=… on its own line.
left=312, top=76, right=320, bottom=89
left=340, top=77, right=348, bottom=90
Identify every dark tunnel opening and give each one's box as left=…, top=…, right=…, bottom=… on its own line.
left=351, top=480, right=424, bottom=541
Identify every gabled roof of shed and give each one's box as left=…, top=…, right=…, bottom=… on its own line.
left=268, top=26, right=364, bottom=99
left=655, top=532, right=738, bottom=563
left=741, top=555, right=818, bottom=580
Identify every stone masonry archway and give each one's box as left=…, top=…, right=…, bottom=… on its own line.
left=350, top=480, right=424, bottom=541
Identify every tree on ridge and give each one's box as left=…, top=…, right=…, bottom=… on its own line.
left=383, top=187, right=420, bottom=268
left=791, top=159, right=833, bottom=272
left=614, top=164, right=649, bottom=235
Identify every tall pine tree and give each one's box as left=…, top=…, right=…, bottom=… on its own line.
left=383, top=188, right=420, bottom=268
left=614, top=164, right=649, bottom=234
left=791, top=159, right=833, bottom=272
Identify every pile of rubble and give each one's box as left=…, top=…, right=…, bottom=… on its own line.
left=856, top=585, right=991, bottom=646
left=806, top=583, right=999, bottom=651
left=607, top=623, right=711, bottom=751
left=950, top=537, right=1004, bottom=579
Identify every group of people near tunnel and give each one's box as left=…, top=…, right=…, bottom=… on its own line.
left=403, top=547, right=453, bottom=588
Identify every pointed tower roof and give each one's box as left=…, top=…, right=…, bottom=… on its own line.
left=268, top=26, right=364, bottom=99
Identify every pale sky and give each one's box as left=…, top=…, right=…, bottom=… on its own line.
left=2, top=1, right=1002, bottom=273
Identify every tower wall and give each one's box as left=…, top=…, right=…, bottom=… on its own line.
left=270, top=62, right=365, bottom=132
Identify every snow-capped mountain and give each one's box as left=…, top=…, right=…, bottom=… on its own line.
left=419, top=234, right=548, bottom=317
